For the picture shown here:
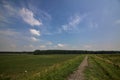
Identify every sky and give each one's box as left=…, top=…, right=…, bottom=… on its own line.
left=0, top=0, right=120, bottom=51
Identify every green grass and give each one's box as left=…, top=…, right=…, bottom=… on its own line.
left=98, top=54, right=120, bottom=65
left=0, top=54, right=84, bottom=80
left=32, top=55, right=84, bottom=80
left=85, top=54, right=120, bottom=80
left=2, top=54, right=119, bottom=80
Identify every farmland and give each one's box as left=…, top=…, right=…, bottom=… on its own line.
left=0, top=53, right=120, bottom=80
left=0, top=54, right=84, bottom=80
left=85, top=54, right=120, bottom=80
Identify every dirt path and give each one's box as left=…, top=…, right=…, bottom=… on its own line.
left=67, top=56, right=88, bottom=80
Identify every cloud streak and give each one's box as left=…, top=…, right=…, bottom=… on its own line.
left=0, top=29, right=19, bottom=36
left=31, top=37, right=39, bottom=42
left=115, top=20, right=120, bottom=24
left=62, top=15, right=81, bottom=31
left=30, top=29, right=40, bottom=36
left=57, top=43, right=65, bottom=47
left=19, top=8, right=42, bottom=26
left=40, top=45, right=46, bottom=48
left=89, top=22, right=98, bottom=28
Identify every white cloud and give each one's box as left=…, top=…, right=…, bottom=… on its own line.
left=40, top=45, right=46, bottom=48
left=69, top=15, right=81, bottom=27
left=0, top=29, right=19, bottom=36
left=83, top=45, right=92, bottom=49
left=0, top=2, right=18, bottom=25
left=84, top=45, right=92, bottom=48
left=46, top=42, right=52, bottom=45
left=2, top=2, right=42, bottom=26
left=19, top=8, right=42, bottom=26
left=31, top=37, right=39, bottom=42
left=23, top=44, right=37, bottom=51
left=3, top=4, right=16, bottom=15
left=89, top=22, right=98, bottom=28
left=2, top=1, right=17, bottom=16
left=30, top=29, right=40, bottom=36
left=29, top=45, right=34, bottom=48
left=57, top=44, right=65, bottom=47
left=62, top=15, right=81, bottom=31
left=40, top=10, right=52, bottom=21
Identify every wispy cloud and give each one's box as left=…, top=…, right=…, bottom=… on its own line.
left=40, top=10, right=52, bottom=21
left=89, top=22, right=98, bottom=28
left=46, top=41, right=53, bottom=45
left=0, top=29, right=19, bottom=36
left=31, top=37, right=39, bottom=42
left=62, top=15, right=81, bottom=31
left=19, top=8, right=42, bottom=26
left=3, top=4, right=17, bottom=15
left=2, top=1, right=43, bottom=26
left=2, top=0, right=18, bottom=16
left=115, top=20, right=120, bottom=24
left=57, top=43, right=65, bottom=47
left=39, top=45, right=46, bottom=48
left=0, top=1, right=18, bottom=25
left=83, top=45, right=93, bottom=50
left=30, top=29, right=40, bottom=36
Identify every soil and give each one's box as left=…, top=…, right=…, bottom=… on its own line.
left=67, top=56, right=88, bottom=80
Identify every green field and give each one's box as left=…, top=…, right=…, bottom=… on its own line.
left=0, top=54, right=120, bottom=80
left=85, top=54, right=120, bottom=80
left=0, top=54, right=84, bottom=80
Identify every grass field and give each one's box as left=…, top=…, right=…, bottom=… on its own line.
left=0, top=54, right=120, bottom=80
left=85, top=54, right=120, bottom=80
left=0, top=54, right=84, bottom=80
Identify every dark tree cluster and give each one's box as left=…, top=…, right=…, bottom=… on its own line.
left=0, top=50, right=119, bottom=55
left=33, top=50, right=120, bottom=55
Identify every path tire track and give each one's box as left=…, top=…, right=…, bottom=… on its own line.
left=67, top=56, right=88, bottom=80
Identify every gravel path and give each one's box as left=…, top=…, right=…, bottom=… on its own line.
left=67, top=56, right=88, bottom=80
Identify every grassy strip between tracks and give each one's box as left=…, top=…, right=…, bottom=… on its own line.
left=84, top=55, right=120, bottom=80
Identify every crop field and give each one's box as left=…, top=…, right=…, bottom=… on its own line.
left=85, top=54, right=120, bottom=80
left=0, top=54, right=120, bottom=80
left=0, top=54, right=84, bottom=80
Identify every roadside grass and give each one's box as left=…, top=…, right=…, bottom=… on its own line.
left=98, top=54, right=120, bottom=66
left=32, top=55, right=84, bottom=80
left=85, top=55, right=120, bottom=80
left=0, top=54, right=81, bottom=80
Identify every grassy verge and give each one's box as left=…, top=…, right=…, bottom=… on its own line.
left=31, top=55, right=84, bottom=80
left=85, top=55, right=120, bottom=80
left=97, top=54, right=120, bottom=66
left=0, top=54, right=81, bottom=80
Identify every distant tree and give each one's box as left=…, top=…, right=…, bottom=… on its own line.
left=34, top=50, right=41, bottom=55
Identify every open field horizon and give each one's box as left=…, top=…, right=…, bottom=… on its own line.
left=0, top=0, right=120, bottom=80
left=0, top=53, right=120, bottom=80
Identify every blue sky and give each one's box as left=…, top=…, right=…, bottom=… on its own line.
left=0, top=0, right=120, bottom=51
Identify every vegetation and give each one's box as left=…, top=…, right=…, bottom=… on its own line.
left=33, top=50, right=120, bottom=55
left=0, top=51, right=120, bottom=80
left=32, top=55, right=84, bottom=80
left=0, top=50, right=120, bottom=55
left=97, top=54, right=120, bottom=66
left=85, top=54, right=120, bottom=80
left=0, top=54, right=84, bottom=80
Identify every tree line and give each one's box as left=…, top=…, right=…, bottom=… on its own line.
left=0, top=50, right=120, bottom=55
left=33, top=50, right=120, bottom=55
